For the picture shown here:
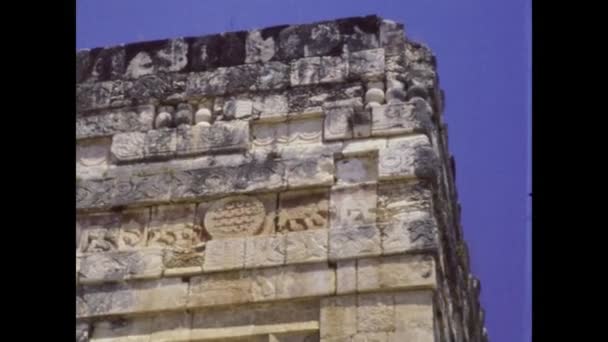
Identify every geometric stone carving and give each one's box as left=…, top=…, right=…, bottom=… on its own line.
left=204, top=195, right=266, bottom=239
left=323, top=103, right=353, bottom=141
left=371, top=98, right=432, bottom=137
left=378, top=134, right=437, bottom=180
left=330, top=183, right=377, bottom=229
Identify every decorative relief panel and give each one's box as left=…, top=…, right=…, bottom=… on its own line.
left=77, top=213, right=121, bottom=253
left=148, top=204, right=202, bottom=251
left=252, top=118, right=323, bottom=149
left=278, top=189, right=329, bottom=232
left=197, top=194, right=277, bottom=240
left=377, top=180, right=432, bottom=223
left=330, top=183, right=378, bottom=229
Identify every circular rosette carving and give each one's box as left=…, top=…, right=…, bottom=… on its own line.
left=204, top=195, right=266, bottom=239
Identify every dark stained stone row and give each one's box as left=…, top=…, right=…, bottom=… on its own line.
left=76, top=15, right=383, bottom=84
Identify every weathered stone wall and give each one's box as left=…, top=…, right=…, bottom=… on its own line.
left=76, top=15, right=487, bottom=342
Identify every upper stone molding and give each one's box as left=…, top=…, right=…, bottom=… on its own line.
left=76, top=15, right=399, bottom=84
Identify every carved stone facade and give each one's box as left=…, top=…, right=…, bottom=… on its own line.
left=76, top=15, right=487, bottom=342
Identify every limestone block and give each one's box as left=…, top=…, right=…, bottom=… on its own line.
left=77, top=46, right=125, bottom=83
left=252, top=122, right=289, bottom=148
left=203, top=237, right=246, bottom=272
left=320, top=296, right=357, bottom=339
left=336, top=260, right=357, bottom=295
left=175, top=120, right=249, bottom=156
left=323, top=104, right=353, bottom=141
left=188, top=271, right=253, bottom=308
left=77, top=278, right=188, bottom=318
left=148, top=204, right=199, bottom=250
left=341, top=19, right=380, bottom=51
left=125, top=38, right=188, bottom=77
left=276, top=263, right=335, bottom=299
left=90, top=317, right=151, bottom=342
left=357, top=293, right=395, bottom=332
left=143, top=128, right=177, bottom=159
left=349, top=49, right=385, bottom=80
left=125, top=73, right=187, bottom=104
left=371, top=99, right=432, bottom=136
left=250, top=267, right=280, bottom=302
left=109, top=172, right=172, bottom=208
left=381, top=211, right=438, bottom=255
left=378, top=135, right=437, bottom=180
left=168, top=157, right=285, bottom=202
left=186, top=70, right=229, bottom=97
left=377, top=180, right=433, bottom=223
left=287, top=118, right=323, bottom=145
left=284, top=155, right=334, bottom=188
left=163, top=249, right=205, bottom=269
left=76, top=105, right=155, bottom=139
left=77, top=213, right=121, bottom=253
left=246, top=29, right=276, bottom=63
left=257, top=61, right=290, bottom=90
left=320, top=56, right=348, bottom=83
left=110, top=132, right=145, bottom=162
left=336, top=156, right=378, bottom=185
left=260, top=94, right=289, bottom=121
left=341, top=138, right=386, bottom=157
left=379, top=20, right=406, bottom=56
left=192, top=299, right=319, bottom=330
left=245, top=234, right=286, bottom=268
left=224, top=99, right=253, bottom=119
left=306, top=21, right=342, bottom=56
left=291, top=57, right=321, bottom=86
left=330, top=184, right=377, bottom=229
left=285, top=229, right=328, bottom=264
left=278, top=188, right=329, bottom=233
left=391, top=290, right=435, bottom=342
left=77, top=138, right=111, bottom=174
left=149, top=311, right=192, bottom=342
left=329, top=225, right=381, bottom=261
left=79, top=249, right=163, bottom=284
left=357, top=255, right=436, bottom=292
left=77, top=80, right=131, bottom=112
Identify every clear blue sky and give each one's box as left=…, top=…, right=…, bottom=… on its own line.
left=76, top=1, right=531, bottom=341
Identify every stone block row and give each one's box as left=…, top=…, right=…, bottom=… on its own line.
left=77, top=134, right=436, bottom=210
left=76, top=153, right=334, bottom=210
left=76, top=16, right=403, bottom=84
left=320, top=290, right=435, bottom=342
left=76, top=178, right=436, bottom=284
left=76, top=254, right=435, bottom=319
left=76, top=81, right=363, bottom=139
left=76, top=100, right=433, bottom=173
left=78, top=300, right=320, bottom=342
left=110, top=120, right=249, bottom=162
left=76, top=49, right=388, bottom=114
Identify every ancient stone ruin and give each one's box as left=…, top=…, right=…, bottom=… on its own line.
left=76, top=15, right=488, bottom=342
